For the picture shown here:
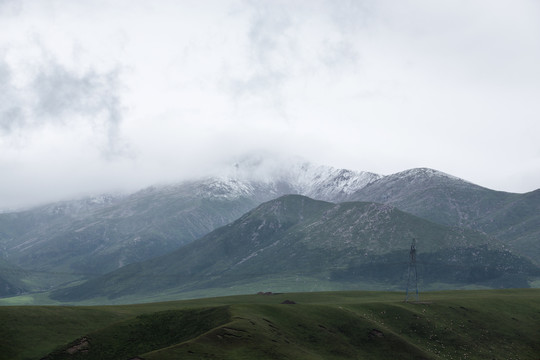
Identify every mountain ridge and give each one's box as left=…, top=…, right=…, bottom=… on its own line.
left=350, top=167, right=539, bottom=263
left=0, top=162, right=383, bottom=295
left=51, top=195, right=538, bottom=303
left=1, top=161, right=539, bottom=300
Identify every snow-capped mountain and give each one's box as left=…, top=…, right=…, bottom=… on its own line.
left=194, top=160, right=382, bottom=202
left=351, top=167, right=516, bottom=228
left=1, top=159, right=538, bottom=299
left=0, top=160, right=381, bottom=293
left=279, top=162, right=382, bottom=202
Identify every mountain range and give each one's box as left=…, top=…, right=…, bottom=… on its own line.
left=0, top=160, right=539, bottom=302
left=51, top=195, right=537, bottom=303
left=0, top=162, right=379, bottom=296
left=350, top=168, right=540, bottom=263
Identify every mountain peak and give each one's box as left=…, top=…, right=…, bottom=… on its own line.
left=370, top=167, right=477, bottom=190
left=169, top=159, right=383, bottom=203
left=390, top=167, right=466, bottom=181
left=286, top=163, right=382, bottom=201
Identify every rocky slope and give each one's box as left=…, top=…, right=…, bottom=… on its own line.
left=350, top=168, right=540, bottom=263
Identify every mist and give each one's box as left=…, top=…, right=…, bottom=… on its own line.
left=1, top=0, right=539, bottom=210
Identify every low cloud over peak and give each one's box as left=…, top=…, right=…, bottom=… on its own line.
left=1, top=0, right=539, bottom=209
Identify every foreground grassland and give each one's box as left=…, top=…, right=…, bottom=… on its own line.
left=1, top=289, right=539, bottom=360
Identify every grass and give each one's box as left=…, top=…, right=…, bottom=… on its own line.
left=0, top=292, right=61, bottom=306
left=42, top=307, right=231, bottom=360
left=1, top=289, right=539, bottom=359
left=0, top=275, right=397, bottom=306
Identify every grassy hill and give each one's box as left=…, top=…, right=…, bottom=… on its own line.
left=1, top=289, right=539, bottom=360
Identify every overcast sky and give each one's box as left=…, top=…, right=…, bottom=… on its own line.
left=1, top=0, right=539, bottom=209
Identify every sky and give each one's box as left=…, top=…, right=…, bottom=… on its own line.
left=1, top=0, right=539, bottom=209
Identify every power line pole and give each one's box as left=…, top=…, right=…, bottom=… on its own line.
left=405, top=238, right=419, bottom=302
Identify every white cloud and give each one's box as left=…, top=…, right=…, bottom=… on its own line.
left=0, top=0, right=539, bottom=209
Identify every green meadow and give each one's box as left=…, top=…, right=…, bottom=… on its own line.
left=1, top=289, right=539, bottom=360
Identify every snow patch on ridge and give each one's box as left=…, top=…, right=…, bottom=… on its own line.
left=196, top=178, right=256, bottom=200
left=199, top=159, right=383, bottom=202
left=387, top=168, right=471, bottom=184
left=287, top=162, right=382, bottom=201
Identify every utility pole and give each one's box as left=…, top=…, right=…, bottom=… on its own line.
left=405, top=238, right=419, bottom=302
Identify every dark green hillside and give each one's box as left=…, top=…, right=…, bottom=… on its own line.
left=0, top=305, right=129, bottom=360
left=51, top=195, right=537, bottom=303
left=0, top=276, right=24, bottom=297
left=0, top=259, right=27, bottom=297
left=42, top=307, right=230, bottom=360
left=333, top=246, right=539, bottom=289
left=3, top=289, right=539, bottom=360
